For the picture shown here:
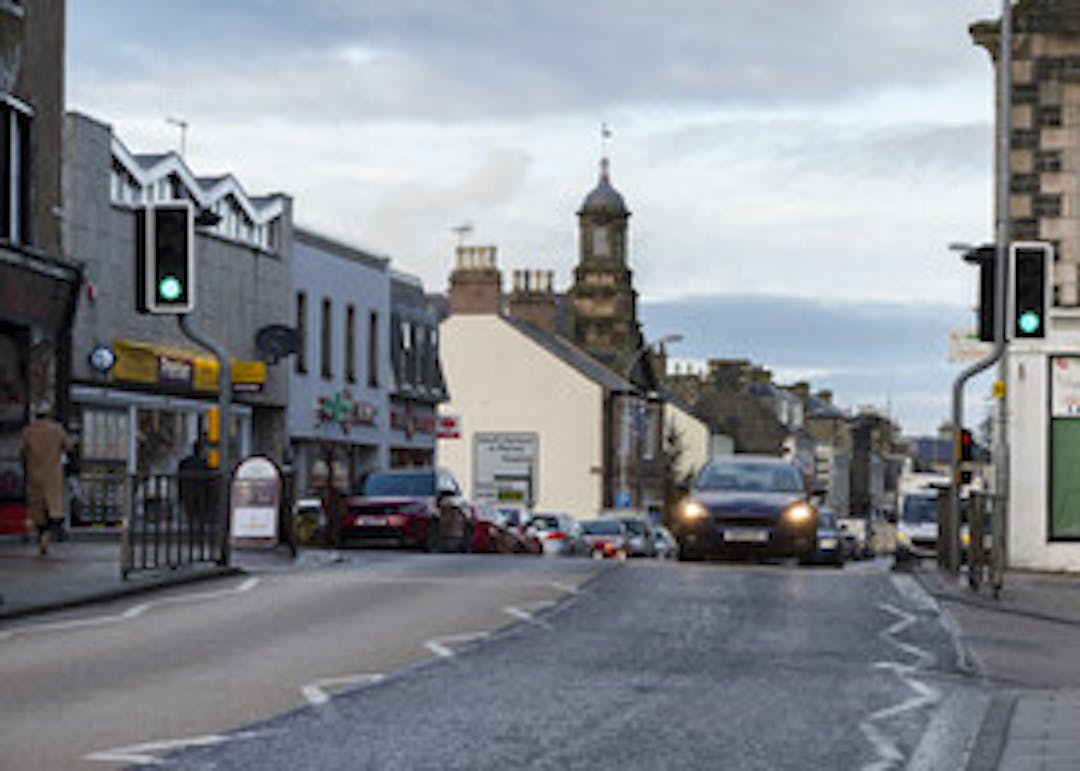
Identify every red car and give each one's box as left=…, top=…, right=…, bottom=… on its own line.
left=471, top=503, right=542, bottom=554
left=341, top=468, right=473, bottom=552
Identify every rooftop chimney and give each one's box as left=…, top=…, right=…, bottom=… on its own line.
left=507, top=267, right=558, bottom=334
left=448, top=245, right=502, bottom=315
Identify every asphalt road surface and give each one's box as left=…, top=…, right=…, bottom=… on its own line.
left=0, top=552, right=599, bottom=771
left=7, top=554, right=993, bottom=771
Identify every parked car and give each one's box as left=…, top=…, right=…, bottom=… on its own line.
left=616, top=516, right=657, bottom=558
left=812, top=509, right=845, bottom=567
left=493, top=507, right=543, bottom=554
left=341, top=468, right=472, bottom=552
left=471, top=501, right=510, bottom=553
left=580, top=518, right=630, bottom=560
left=652, top=525, right=677, bottom=559
left=672, top=455, right=820, bottom=564
left=526, top=513, right=585, bottom=556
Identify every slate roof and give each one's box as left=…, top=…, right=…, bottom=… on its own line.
left=502, top=315, right=633, bottom=392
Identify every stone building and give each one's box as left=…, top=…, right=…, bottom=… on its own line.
left=0, top=1, right=82, bottom=534
left=567, top=158, right=648, bottom=382
left=972, top=0, right=1080, bottom=303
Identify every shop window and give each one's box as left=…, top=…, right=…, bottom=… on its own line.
left=321, top=297, right=332, bottom=379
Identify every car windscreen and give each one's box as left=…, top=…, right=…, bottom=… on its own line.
left=695, top=462, right=805, bottom=493
left=581, top=520, right=622, bottom=535
left=362, top=472, right=435, bottom=497
left=817, top=512, right=836, bottom=529
left=621, top=520, right=645, bottom=535
left=901, top=494, right=938, bottom=524
left=527, top=515, right=560, bottom=531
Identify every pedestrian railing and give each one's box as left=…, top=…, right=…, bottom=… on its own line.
left=121, top=471, right=226, bottom=579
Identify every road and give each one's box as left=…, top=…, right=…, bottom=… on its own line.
left=0, top=554, right=991, bottom=770
left=0, top=552, right=598, bottom=771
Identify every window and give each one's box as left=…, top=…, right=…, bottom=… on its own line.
left=295, top=292, right=307, bottom=374
left=321, top=298, right=332, bottom=379
left=0, top=98, right=32, bottom=245
left=345, top=304, right=356, bottom=383
left=368, top=311, right=379, bottom=388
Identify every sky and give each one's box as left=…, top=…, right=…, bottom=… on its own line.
left=65, top=0, right=1007, bottom=435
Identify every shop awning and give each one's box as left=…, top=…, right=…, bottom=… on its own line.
left=111, top=338, right=266, bottom=394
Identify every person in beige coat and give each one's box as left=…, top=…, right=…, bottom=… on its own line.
left=21, top=405, right=73, bottom=555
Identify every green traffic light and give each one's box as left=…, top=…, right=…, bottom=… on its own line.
left=1018, top=310, right=1041, bottom=335
left=158, top=275, right=183, bottom=302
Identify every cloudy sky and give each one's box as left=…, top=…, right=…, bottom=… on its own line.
left=66, top=1, right=1006, bottom=434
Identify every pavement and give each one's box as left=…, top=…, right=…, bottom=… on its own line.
left=3, top=536, right=1080, bottom=770
left=913, top=563, right=1080, bottom=770
left=0, top=531, right=340, bottom=621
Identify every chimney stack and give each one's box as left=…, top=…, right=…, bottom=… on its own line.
left=448, top=245, right=502, bottom=315
left=507, top=266, right=558, bottom=334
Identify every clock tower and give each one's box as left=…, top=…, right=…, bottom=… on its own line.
left=568, top=157, right=644, bottom=374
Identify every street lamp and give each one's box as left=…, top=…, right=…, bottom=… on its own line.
left=624, top=333, right=683, bottom=381
left=617, top=333, right=683, bottom=510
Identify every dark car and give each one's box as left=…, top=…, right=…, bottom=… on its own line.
left=341, top=468, right=473, bottom=552
left=812, top=509, right=845, bottom=567
left=673, top=456, right=819, bottom=563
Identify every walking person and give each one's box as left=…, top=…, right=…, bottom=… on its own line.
left=21, top=404, right=73, bottom=556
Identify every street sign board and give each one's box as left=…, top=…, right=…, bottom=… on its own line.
left=948, top=329, right=993, bottom=363
left=614, top=491, right=632, bottom=509
left=230, top=456, right=280, bottom=547
left=473, top=432, right=538, bottom=506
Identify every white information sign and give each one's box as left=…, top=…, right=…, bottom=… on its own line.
left=230, top=456, right=281, bottom=545
left=1051, top=356, right=1080, bottom=418
left=473, top=432, right=538, bottom=506
left=948, top=329, right=993, bottom=363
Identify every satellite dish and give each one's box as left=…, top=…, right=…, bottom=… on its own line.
left=255, top=324, right=298, bottom=365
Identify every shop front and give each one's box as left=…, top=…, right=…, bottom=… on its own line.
left=68, top=338, right=266, bottom=530
left=389, top=397, right=436, bottom=468
left=0, top=248, right=81, bottom=534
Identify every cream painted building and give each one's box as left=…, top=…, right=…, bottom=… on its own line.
left=437, top=246, right=713, bottom=520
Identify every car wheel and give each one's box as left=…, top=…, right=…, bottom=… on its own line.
left=423, top=520, right=442, bottom=553
left=461, top=523, right=473, bottom=553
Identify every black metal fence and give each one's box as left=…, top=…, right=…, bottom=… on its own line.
left=121, top=471, right=226, bottom=579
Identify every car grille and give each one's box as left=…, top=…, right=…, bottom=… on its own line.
left=711, top=516, right=777, bottom=529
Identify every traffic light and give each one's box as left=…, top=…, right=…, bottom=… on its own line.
left=958, top=428, right=973, bottom=485
left=136, top=202, right=195, bottom=314
left=1010, top=241, right=1051, bottom=339
left=959, top=429, right=973, bottom=462
left=963, top=245, right=997, bottom=342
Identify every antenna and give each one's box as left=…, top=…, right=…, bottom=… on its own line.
left=166, top=117, right=189, bottom=159
left=451, top=222, right=474, bottom=246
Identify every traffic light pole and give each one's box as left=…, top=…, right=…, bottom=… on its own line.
left=950, top=0, right=1012, bottom=583
left=178, top=314, right=233, bottom=567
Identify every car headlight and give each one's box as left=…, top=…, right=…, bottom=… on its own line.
left=784, top=502, right=813, bottom=524
left=896, top=530, right=910, bottom=544
left=681, top=500, right=707, bottom=520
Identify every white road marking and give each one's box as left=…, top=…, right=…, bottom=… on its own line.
left=85, top=729, right=267, bottom=765
left=0, top=577, right=260, bottom=642
left=548, top=580, right=581, bottom=594
left=503, top=605, right=553, bottom=629
left=424, top=631, right=488, bottom=658
left=859, top=602, right=942, bottom=771
left=301, top=673, right=385, bottom=706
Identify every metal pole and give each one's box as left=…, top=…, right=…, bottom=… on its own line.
left=949, top=0, right=1012, bottom=580
left=178, top=314, right=232, bottom=566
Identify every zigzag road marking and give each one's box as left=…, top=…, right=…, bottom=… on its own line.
left=301, top=673, right=385, bottom=706
left=859, top=602, right=941, bottom=771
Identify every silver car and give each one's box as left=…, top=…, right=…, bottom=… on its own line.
left=525, top=513, right=584, bottom=556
